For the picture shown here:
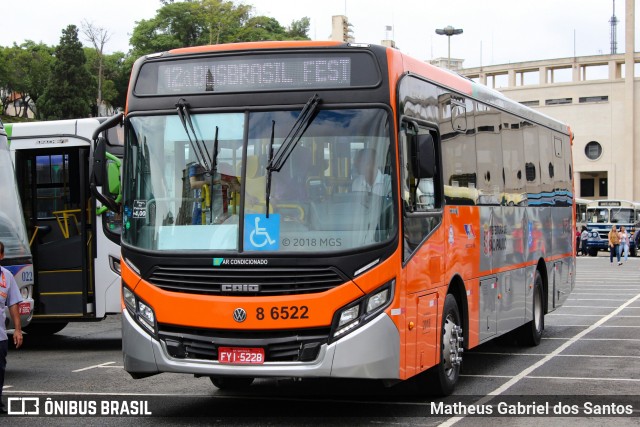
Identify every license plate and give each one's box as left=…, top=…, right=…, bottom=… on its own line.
left=218, top=347, right=265, bottom=365
left=18, top=302, right=31, bottom=315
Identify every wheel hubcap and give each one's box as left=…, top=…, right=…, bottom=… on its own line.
left=443, top=316, right=464, bottom=376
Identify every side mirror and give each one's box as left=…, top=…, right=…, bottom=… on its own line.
left=414, top=133, right=435, bottom=179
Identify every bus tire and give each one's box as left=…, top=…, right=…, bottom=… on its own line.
left=209, top=376, right=254, bottom=390
left=425, top=293, right=462, bottom=396
left=517, top=271, right=544, bottom=346
left=23, top=322, right=68, bottom=336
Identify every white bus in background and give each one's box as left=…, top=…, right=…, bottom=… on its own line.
left=0, top=119, right=34, bottom=330
left=585, top=199, right=640, bottom=257
left=5, top=118, right=122, bottom=335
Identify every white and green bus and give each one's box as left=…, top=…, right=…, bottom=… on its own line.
left=5, top=118, right=122, bottom=334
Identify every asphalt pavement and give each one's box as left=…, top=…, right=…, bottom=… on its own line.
left=2, top=255, right=639, bottom=426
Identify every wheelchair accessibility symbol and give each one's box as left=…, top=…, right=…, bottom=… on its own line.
left=244, top=214, right=280, bottom=251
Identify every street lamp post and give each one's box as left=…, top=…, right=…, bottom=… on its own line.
left=435, top=26, right=463, bottom=69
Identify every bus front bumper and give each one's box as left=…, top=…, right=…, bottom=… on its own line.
left=122, top=309, right=400, bottom=380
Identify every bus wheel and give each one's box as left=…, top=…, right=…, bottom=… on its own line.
left=23, top=322, right=68, bottom=336
left=517, top=271, right=544, bottom=346
left=209, top=376, right=254, bottom=390
left=426, top=294, right=463, bottom=396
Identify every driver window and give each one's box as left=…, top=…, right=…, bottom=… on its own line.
left=401, top=121, right=442, bottom=259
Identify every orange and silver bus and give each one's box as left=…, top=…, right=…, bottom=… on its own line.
left=97, top=41, right=575, bottom=395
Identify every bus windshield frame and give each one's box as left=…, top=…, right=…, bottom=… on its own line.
left=122, top=107, right=396, bottom=254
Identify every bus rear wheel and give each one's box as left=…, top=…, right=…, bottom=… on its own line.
left=424, top=293, right=463, bottom=396
left=517, top=271, right=544, bottom=346
left=210, top=376, right=255, bottom=390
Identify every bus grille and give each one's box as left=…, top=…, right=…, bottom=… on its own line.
left=158, top=324, right=330, bottom=362
left=147, top=266, right=348, bottom=296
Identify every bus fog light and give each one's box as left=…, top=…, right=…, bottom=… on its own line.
left=334, top=319, right=360, bottom=338
left=366, top=289, right=389, bottom=313
left=138, top=301, right=155, bottom=327
left=338, top=305, right=359, bottom=328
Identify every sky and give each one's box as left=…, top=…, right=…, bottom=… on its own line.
left=0, top=0, right=636, bottom=68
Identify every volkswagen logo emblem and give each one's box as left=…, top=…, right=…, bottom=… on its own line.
left=233, top=308, right=247, bottom=323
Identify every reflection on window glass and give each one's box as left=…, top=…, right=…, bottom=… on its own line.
left=400, top=122, right=441, bottom=259
left=35, top=154, right=70, bottom=218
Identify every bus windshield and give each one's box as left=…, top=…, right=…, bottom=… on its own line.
left=610, top=208, right=635, bottom=223
left=587, top=207, right=635, bottom=224
left=123, top=108, right=394, bottom=253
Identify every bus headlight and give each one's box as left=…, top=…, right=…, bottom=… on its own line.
left=122, top=284, right=157, bottom=335
left=138, top=301, right=155, bottom=330
left=366, top=288, right=390, bottom=312
left=331, top=280, right=394, bottom=341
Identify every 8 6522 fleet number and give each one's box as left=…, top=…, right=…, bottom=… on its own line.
left=256, top=305, right=309, bottom=320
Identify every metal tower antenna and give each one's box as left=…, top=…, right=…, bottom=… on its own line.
left=610, top=0, right=618, bottom=54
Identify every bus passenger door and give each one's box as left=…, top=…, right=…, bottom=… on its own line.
left=399, top=120, right=444, bottom=376
left=16, top=147, right=93, bottom=319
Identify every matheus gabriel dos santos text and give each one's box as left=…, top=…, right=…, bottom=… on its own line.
left=430, top=401, right=635, bottom=416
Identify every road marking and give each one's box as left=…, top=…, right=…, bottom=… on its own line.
left=440, top=290, right=640, bottom=427
left=571, top=292, right=639, bottom=296
left=527, top=375, right=640, bottom=382
left=460, top=374, right=640, bottom=381
left=470, top=352, right=640, bottom=359
left=549, top=313, right=640, bottom=317
left=2, top=385, right=13, bottom=390
left=72, top=361, right=122, bottom=373
left=548, top=313, right=604, bottom=316
left=544, top=337, right=640, bottom=341
left=564, top=305, right=640, bottom=310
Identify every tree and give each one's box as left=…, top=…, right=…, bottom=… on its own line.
left=37, top=25, right=95, bottom=120
left=236, top=16, right=286, bottom=42
left=129, top=1, right=308, bottom=57
left=0, top=42, right=54, bottom=118
left=84, top=49, right=129, bottom=112
left=0, top=47, right=10, bottom=114
left=82, top=20, right=111, bottom=114
left=286, top=17, right=311, bottom=40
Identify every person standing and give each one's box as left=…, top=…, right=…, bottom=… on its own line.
left=619, top=226, right=630, bottom=263
left=0, top=241, right=23, bottom=414
left=580, top=226, right=589, bottom=257
left=608, top=225, right=621, bottom=265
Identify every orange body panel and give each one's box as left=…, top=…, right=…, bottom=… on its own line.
left=127, top=272, right=365, bottom=331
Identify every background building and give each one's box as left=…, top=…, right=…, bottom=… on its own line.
left=459, top=0, right=637, bottom=201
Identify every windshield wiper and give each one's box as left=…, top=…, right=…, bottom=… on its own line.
left=264, top=93, right=321, bottom=217
left=265, top=121, right=276, bottom=217
left=176, top=98, right=212, bottom=172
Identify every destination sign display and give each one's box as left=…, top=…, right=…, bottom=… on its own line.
left=598, top=201, right=621, bottom=207
left=134, top=52, right=380, bottom=95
